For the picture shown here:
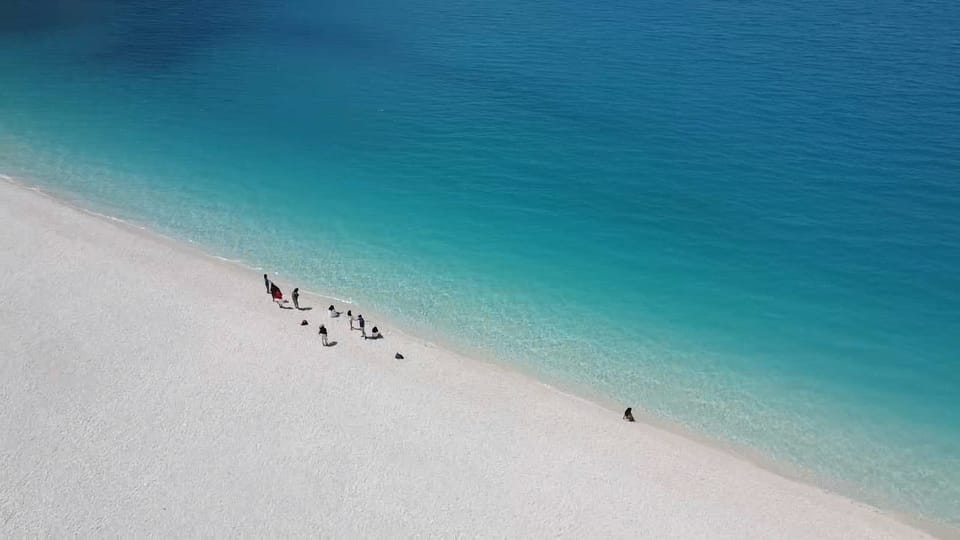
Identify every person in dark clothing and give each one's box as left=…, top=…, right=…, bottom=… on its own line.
left=318, top=324, right=329, bottom=346
left=292, top=288, right=300, bottom=310
left=357, top=314, right=366, bottom=338
left=623, top=407, right=635, bottom=422
left=263, top=274, right=271, bottom=294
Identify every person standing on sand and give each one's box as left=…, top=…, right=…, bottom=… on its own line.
left=264, top=274, right=271, bottom=295
left=292, top=288, right=300, bottom=310
left=348, top=310, right=356, bottom=330
left=271, top=282, right=283, bottom=305
left=318, top=324, right=328, bottom=346
left=358, top=314, right=366, bottom=338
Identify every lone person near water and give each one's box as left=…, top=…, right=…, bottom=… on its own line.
left=319, top=324, right=329, bottom=346
left=623, top=407, right=635, bottom=422
left=263, top=273, right=271, bottom=295
left=292, top=288, right=300, bottom=310
left=358, top=314, right=366, bottom=338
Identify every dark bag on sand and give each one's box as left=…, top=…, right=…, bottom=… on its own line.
left=301, top=320, right=309, bottom=326
left=395, top=353, right=404, bottom=360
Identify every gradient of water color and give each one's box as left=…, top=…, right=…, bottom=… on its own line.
left=1, top=0, right=958, bottom=525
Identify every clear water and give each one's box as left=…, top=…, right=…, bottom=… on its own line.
left=2, top=0, right=959, bottom=525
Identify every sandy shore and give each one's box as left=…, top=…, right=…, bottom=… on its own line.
left=0, top=178, right=937, bottom=538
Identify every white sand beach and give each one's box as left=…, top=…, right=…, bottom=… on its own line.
left=0, top=178, right=937, bottom=538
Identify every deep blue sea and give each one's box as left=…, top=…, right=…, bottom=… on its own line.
left=2, top=0, right=958, bottom=525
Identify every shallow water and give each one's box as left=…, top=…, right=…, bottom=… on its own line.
left=1, top=0, right=959, bottom=524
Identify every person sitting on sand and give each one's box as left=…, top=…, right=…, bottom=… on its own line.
left=270, top=282, right=283, bottom=305
left=357, top=314, right=365, bottom=337
left=623, top=407, right=635, bottom=422
left=263, top=274, right=271, bottom=294
left=292, top=288, right=300, bottom=310
left=318, top=324, right=329, bottom=346
left=365, top=326, right=381, bottom=340
left=328, top=305, right=341, bottom=318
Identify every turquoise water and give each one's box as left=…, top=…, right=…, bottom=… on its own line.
left=2, top=0, right=959, bottom=524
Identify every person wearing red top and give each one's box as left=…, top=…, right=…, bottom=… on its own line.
left=270, top=282, right=283, bottom=305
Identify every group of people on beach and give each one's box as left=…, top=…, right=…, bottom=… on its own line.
left=264, top=274, right=382, bottom=345
left=264, top=273, right=634, bottom=420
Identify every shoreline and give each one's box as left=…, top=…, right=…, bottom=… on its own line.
left=0, top=175, right=949, bottom=538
